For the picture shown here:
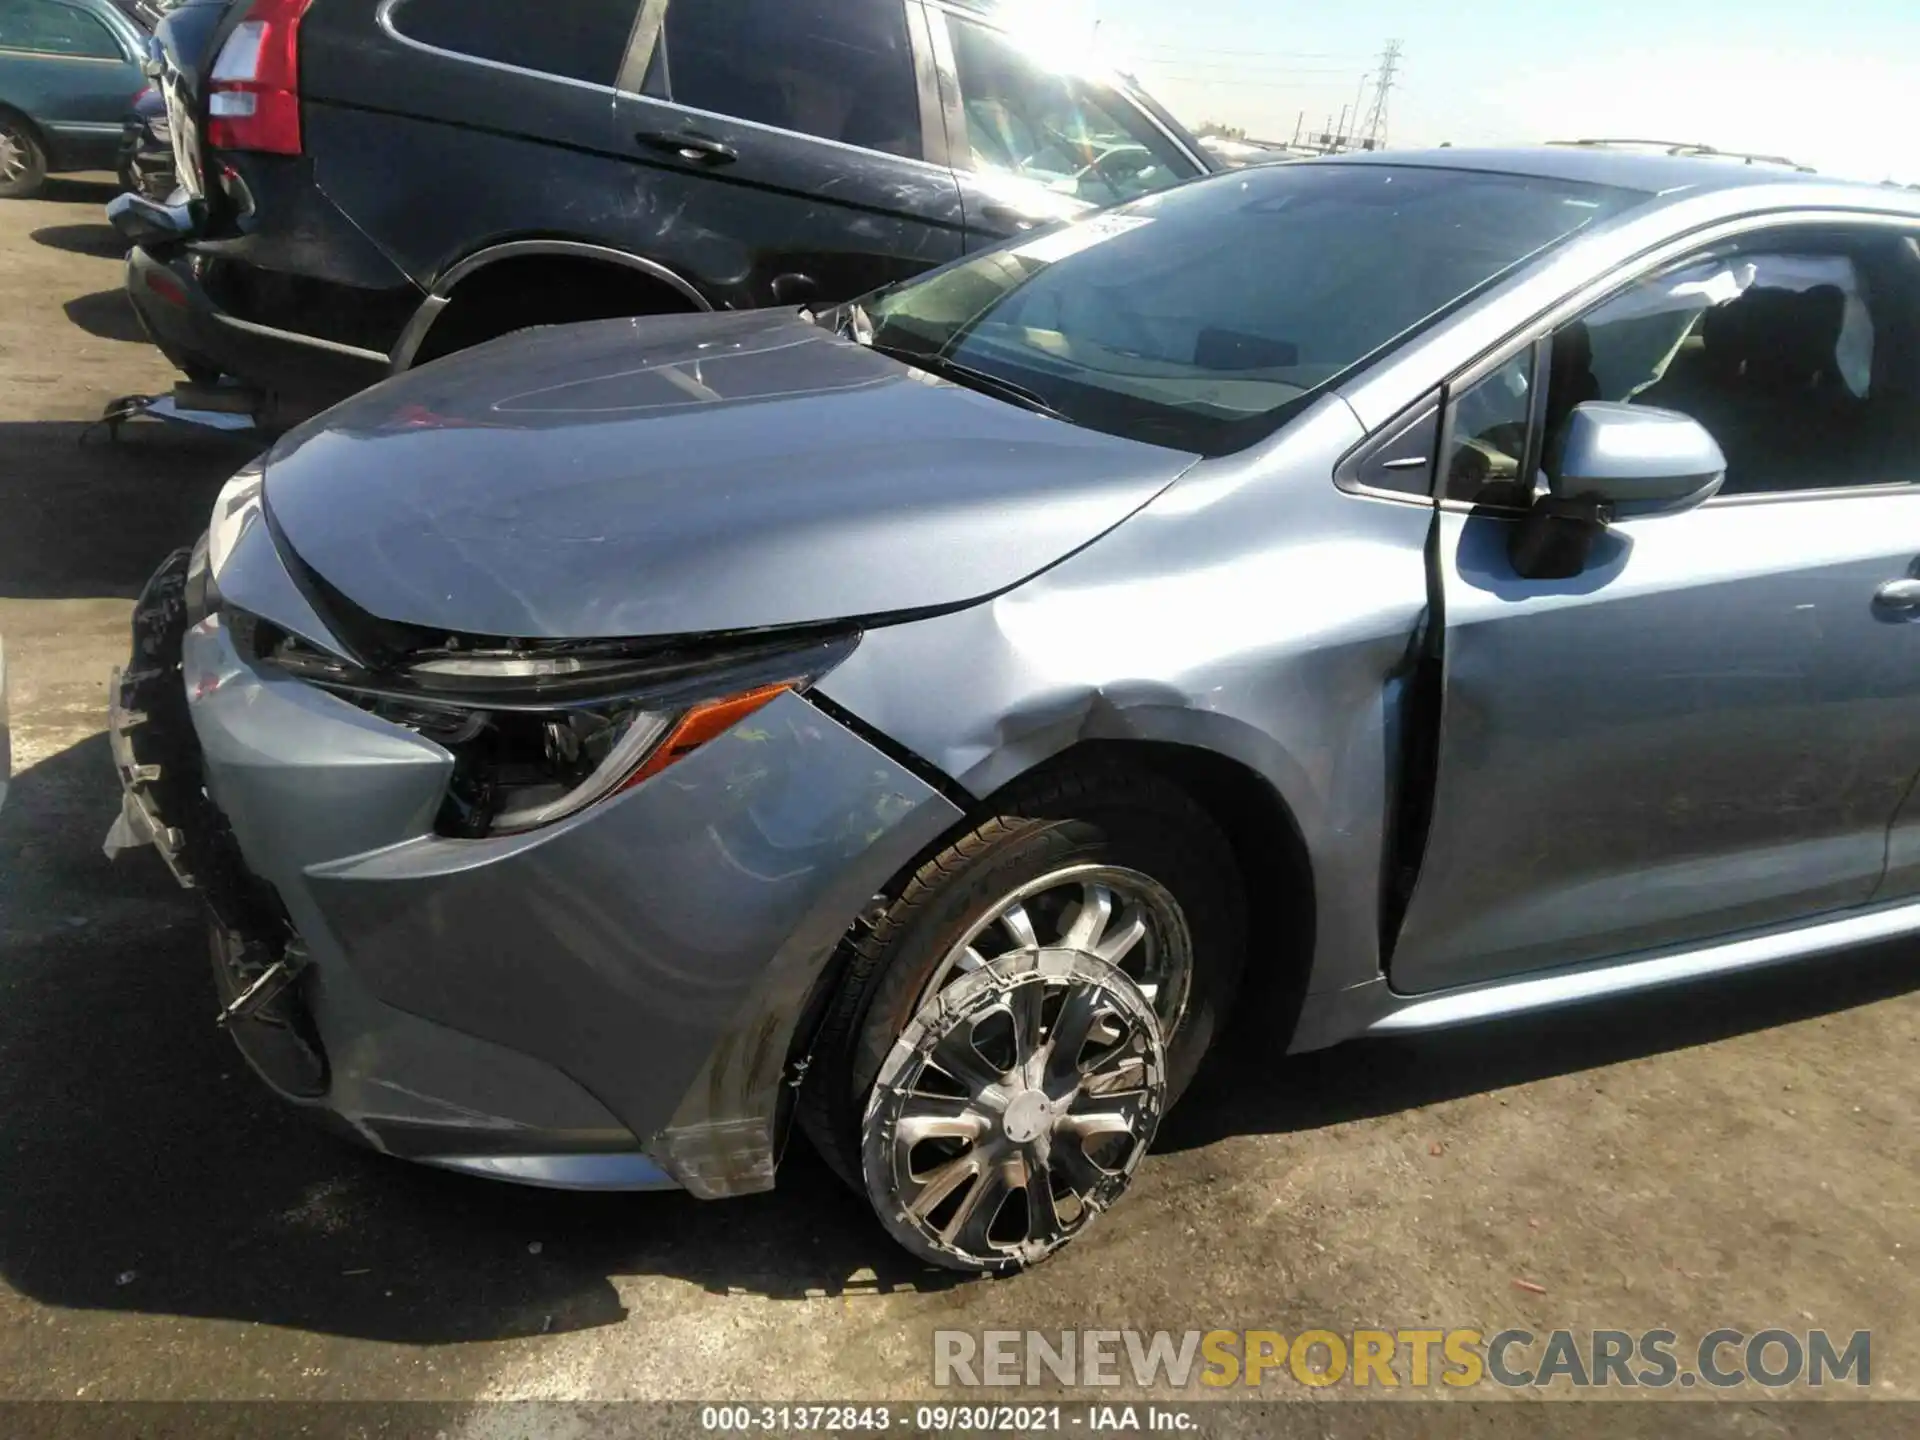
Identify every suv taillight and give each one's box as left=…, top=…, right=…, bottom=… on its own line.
left=207, top=0, right=314, bottom=156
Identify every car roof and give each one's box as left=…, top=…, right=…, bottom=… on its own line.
left=1302, top=144, right=1863, bottom=198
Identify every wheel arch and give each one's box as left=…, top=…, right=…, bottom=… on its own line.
left=785, top=728, right=1321, bottom=1085
left=391, top=239, right=711, bottom=371
left=994, top=737, right=1318, bottom=1032
left=0, top=102, right=46, bottom=137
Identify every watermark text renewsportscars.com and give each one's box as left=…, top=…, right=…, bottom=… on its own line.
left=932, top=1328, right=1872, bottom=1390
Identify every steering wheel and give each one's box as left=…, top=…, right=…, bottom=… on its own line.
left=1072, top=152, right=1130, bottom=205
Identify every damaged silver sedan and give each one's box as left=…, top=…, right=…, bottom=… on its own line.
left=108, top=149, right=1920, bottom=1271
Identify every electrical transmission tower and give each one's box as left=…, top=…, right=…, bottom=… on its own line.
left=1360, top=39, right=1402, bottom=147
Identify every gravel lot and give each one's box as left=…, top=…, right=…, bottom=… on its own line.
left=0, top=180, right=1916, bottom=1426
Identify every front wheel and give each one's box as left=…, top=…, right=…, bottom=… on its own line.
left=862, top=940, right=1170, bottom=1272
left=799, top=760, right=1245, bottom=1273
left=0, top=115, right=48, bottom=200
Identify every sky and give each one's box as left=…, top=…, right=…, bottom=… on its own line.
left=1028, top=0, right=1920, bottom=185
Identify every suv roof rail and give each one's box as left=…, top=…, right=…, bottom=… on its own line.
left=1546, top=139, right=1816, bottom=173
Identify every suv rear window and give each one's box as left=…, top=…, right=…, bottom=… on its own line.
left=656, top=0, right=922, bottom=159
left=392, top=0, right=639, bottom=87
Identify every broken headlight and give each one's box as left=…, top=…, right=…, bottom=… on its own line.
left=187, top=462, right=268, bottom=624
left=258, top=630, right=859, bottom=837
left=207, top=463, right=265, bottom=580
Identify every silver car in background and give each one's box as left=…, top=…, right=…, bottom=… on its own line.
left=108, top=148, right=1920, bottom=1272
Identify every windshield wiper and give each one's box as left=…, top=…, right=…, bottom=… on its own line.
left=869, top=342, right=1071, bottom=423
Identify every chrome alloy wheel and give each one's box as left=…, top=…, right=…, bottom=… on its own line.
left=917, top=864, right=1193, bottom=1039
left=0, top=125, right=27, bottom=188
left=862, top=948, right=1168, bottom=1272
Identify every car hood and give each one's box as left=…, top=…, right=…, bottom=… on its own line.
left=262, top=309, right=1197, bottom=641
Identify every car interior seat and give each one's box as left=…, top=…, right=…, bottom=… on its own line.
left=1542, top=319, right=1602, bottom=460
left=1638, top=284, right=1857, bottom=493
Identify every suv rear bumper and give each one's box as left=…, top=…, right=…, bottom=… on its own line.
left=126, top=244, right=393, bottom=410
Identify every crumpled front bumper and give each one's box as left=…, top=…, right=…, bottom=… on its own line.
left=111, top=534, right=963, bottom=1197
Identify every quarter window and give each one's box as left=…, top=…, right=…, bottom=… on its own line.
left=0, top=0, right=124, bottom=59
left=1544, top=231, right=1920, bottom=496
left=656, top=0, right=922, bottom=159
left=393, top=0, right=640, bottom=87
left=945, top=18, right=1197, bottom=205
left=1444, top=349, right=1537, bottom=506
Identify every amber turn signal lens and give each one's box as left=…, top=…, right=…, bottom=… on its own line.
left=619, top=682, right=793, bottom=791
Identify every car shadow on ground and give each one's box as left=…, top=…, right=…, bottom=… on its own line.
left=0, top=421, right=254, bottom=602
left=32, top=222, right=129, bottom=260
left=63, top=289, right=150, bottom=345
left=30, top=177, right=122, bottom=207
left=4, top=730, right=1918, bottom=1346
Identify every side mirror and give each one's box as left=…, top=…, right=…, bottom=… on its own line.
left=1509, top=402, right=1726, bottom=580
left=1550, top=402, right=1726, bottom=516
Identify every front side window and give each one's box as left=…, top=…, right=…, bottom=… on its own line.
left=847, top=163, right=1646, bottom=454
left=393, top=0, right=640, bottom=86
left=947, top=18, right=1196, bottom=206
left=0, top=0, right=123, bottom=59
left=657, top=0, right=922, bottom=159
left=1544, top=231, right=1920, bottom=496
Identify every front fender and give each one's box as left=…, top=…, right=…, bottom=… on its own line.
left=813, top=396, right=1434, bottom=1005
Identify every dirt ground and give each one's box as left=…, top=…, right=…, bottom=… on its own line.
left=0, top=180, right=1916, bottom=1427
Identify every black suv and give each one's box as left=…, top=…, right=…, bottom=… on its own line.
left=117, top=0, right=1210, bottom=419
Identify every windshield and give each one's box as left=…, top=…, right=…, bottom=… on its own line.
left=849, top=163, right=1648, bottom=454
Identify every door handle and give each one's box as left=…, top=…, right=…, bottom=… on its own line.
left=770, top=272, right=821, bottom=305
left=979, top=203, right=1040, bottom=232
left=634, top=130, right=738, bottom=165
left=1873, top=578, right=1920, bottom=614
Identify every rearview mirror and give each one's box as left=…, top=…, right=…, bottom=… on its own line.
left=1509, top=402, right=1726, bottom=580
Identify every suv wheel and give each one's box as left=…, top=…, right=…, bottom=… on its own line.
left=0, top=114, right=48, bottom=200
left=800, top=760, right=1245, bottom=1272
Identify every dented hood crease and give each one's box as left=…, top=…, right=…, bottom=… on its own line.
left=262, top=310, right=1198, bottom=640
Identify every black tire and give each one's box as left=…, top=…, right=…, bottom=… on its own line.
left=0, top=113, right=49, bottom=200
left=798, top=757, right=1246, bottom=1194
